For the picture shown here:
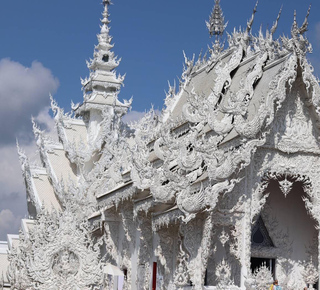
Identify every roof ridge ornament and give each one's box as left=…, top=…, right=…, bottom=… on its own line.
left=291, top=5, right=311, bottom=39
left=206, top=0, right=228, bottom=39
left=270, top=6, right=282, bottom=37
left=282, top=5, right=312, bottom=57
left=246, top=1, right=258, bottom=33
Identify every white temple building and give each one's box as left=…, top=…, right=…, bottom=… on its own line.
left=1, top=0, right=320, bottom=289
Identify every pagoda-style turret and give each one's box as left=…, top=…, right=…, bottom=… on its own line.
left=206, top=0, right=227, bottom=38
left=76, top=0, right=131, bottom=116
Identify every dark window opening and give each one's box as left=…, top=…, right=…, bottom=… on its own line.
left=251, top=216, right=274, bottom=247
left=102, top=54, right=109, bottom=62
left=252, top=227, right=264, bottom=244
left=250, top=257, right=275, bottom=278
left=305, top=281, right=319, bottom=290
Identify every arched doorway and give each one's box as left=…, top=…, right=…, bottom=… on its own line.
left=251, top=172, right=319, bottom=289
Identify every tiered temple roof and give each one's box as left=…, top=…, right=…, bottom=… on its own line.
left=4, top=1, right=320, bottom=289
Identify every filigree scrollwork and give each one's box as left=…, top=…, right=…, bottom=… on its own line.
left=14, top=1, right=320, bottom=289
left=8, top=203, right=104, bottom=290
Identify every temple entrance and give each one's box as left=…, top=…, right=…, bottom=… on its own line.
left=251, top=174, right=319, bottom=289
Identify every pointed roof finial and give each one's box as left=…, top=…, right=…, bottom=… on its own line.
left=270, top=6, right=282, bottom=36
left=246, top=1, right=258, bottom=33
left=206, top=0, right=228, bottom=38
left=102, top=0, right=112, bottom=7
left=292, top=10, right=298, bottom=35
left=102, top=0, right=112, bottom=25
left=299, top=5, right=311, bottom=34
left=291, top=5, right=311, bottom=38
left=16, top=139, right=28, bottom=169
left=85, top=0, right=121, bottom=87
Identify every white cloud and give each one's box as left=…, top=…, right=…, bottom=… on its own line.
left=0, top=59, right=59, bottom=240
left=122, top=109, right=161, bottom=124
left=0, top=59, right=59, bottom=145
left=34, top=106, right=58, bottom=142
left=0, top=143, right=30, bottom=239
left=0, top=209, right=21, bottom=237
left=122, top=110, right=147, bottom=124
left=0, top=107, right=58, bottom=240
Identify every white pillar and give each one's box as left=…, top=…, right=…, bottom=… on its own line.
left=240, top=204, right=250, bottom=289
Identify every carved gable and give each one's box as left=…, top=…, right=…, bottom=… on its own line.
left=270, top=81, right=320, bottom=154
left=9, top=1, right=320, bottom=290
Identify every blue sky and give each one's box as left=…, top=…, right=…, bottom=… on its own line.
left=0, top=0, right=319, bottom=238
left=0, top=0, right=319, bottom=112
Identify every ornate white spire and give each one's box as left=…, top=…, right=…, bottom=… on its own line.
left=79, top=0, right=130, bottom=111
left=206, top=0, right=227, bottom=38
left=88, top=0, right=119, bottom=72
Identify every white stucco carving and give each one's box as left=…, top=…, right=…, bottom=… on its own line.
left=7, top=1, right=320, bottom=290
left=8, top=203, right=103, bottom=290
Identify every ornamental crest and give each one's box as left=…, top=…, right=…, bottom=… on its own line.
left=8, top=204, right=104, bottom=290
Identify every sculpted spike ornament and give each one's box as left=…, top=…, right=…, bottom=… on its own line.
left=270, top=6, right=282, bottom=36
left=182, top=51, right=195, bottom=84
left=281, top=6, right=312, bottom=58
left=292, top=5, right=311, bottom=38
left=246, top=1, right=258, bottom=34
left=16, top=141, right=41, bottom=215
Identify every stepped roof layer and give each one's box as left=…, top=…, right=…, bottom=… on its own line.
left=6, top=1, right=320, bottom=289
left=128, top=4, right=320, bottom=221
left=14, top=1, right=319, bottom=223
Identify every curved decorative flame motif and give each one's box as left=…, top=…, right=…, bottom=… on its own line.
left=51, top=1, right=318, bottom=228
left=14, top=2, right=320, bottom=290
